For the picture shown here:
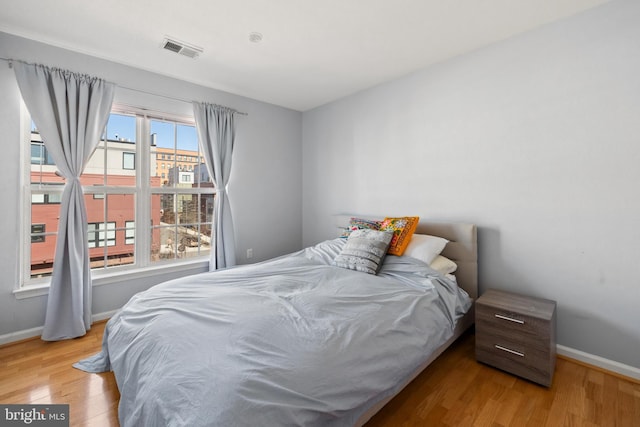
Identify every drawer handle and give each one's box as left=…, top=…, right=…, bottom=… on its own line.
left=495, top=314, right=524, bottom=324
left=495, top=344, right=525, bottom=357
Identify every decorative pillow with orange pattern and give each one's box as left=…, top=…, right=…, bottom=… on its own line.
left=380, top=216, right=420, bottom=256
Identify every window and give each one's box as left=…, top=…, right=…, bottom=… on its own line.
left=30, top=142, right=55, bottom=166
left=31, top=192, right=61, bottom=204
left=88, top=222, right=116, bottom=248
left=125, top=221, right=135, bottom=245
left=31, top=224, right=46, bottom=243
left=123, top=152, right=135, bottom=170
left=22, top=106, right=215, bottom=286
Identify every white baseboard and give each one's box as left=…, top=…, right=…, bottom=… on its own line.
left=557, top=344, right=640, bottom=381
left=0, top=309, right=118, bottom=346
left=0, top=325, right=44, bottom=346
left=92, top=309, right=118, bottom=323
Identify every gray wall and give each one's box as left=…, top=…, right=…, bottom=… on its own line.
left=302, top=0, right=640, bottom=369
left=0, top=32, right=302, bottom=337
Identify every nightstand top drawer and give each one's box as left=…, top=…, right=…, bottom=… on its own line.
left=477, top=289, right=556, bottom=321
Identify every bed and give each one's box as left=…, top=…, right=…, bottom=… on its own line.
left=76, top=217, right=477, bottom=427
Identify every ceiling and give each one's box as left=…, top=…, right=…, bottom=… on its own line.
left=0, top=0, right=611, bottom=111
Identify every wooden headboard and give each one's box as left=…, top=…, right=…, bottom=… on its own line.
left=333, top=216, right=478, bottom=299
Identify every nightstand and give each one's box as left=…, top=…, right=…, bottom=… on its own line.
left=475, top=289, right=556, bottom=387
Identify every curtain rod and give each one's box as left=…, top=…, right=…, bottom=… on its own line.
left=119, top=84, right=248, bottom=116
left=1, top=57, right=248, bottom=116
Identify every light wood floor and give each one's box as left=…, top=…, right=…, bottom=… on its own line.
left=1, top=323, right=638, bottom=426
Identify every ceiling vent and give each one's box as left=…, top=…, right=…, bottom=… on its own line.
left=161, top=37, right=203, bottom=59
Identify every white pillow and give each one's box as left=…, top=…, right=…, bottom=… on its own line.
left=429, top=255, right=458, bottom=275
left=404, top=234, right=449, bottom=265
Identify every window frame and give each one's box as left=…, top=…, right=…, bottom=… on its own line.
left=19, top=103, right=216, bottom=291
left=122, top=151, right=136, bottom=170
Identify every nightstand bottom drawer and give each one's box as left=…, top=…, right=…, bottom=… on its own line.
left=476, top=337, right=553, bottom=387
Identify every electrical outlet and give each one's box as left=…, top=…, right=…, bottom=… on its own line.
left=246, top=248, right=253, bottom=259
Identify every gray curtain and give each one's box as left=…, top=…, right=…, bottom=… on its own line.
left=192, top=102, right=237, bottom=270
left=14, top=62, right=115, bottom=341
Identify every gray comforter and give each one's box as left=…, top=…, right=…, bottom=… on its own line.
left=75, top=238, right=471, bottom=426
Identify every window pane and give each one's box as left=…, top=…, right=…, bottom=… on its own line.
left=31, top=195, right=60, bottom=235
left=158, top=193, right=176, bottom=225
left=180, top=195, right=212, bottom=259
left=86, top=193, right=105, bottom=226
left=84, top=113, right=137, bottom=186
left=31, top=233, right=56, bottom=279
left=194, top=162, right=213, bottom=187
left=151, top=192, right=212, bottom=262
left=105, top=194, right=135, bottom=266
left=199, top=229, right=212, bottom=258
left=177, top=124, right=200, bottom=188
left=150, top=120, right=174, bottom=187
left=30, top=162, right=59, bottom=278
left=107, top=139, right=136, bottom=187
left=177, top=124, right=197, bottom=150
left=106, top=113, right=137, bottom=143
left=179, top=194, right=198, bottom=224
left=86, top=193, right=105, bottom=250
left=177, top=225, right=203, bottom=259
left=194, top=193, right=213, bottom=259
left=152, top=226, right=178, bottom=261
left=30, top=130, right=59, bottom=185
left=107, top=193, right=135, bottom=226
left=150, top=193, right=163, bottom=227
left=87, top=193, right=135, bottom=270
left=200, top=194, right=214, bottom=223
left=178, top=222, right=212, bottom=260
left=150, top=121, right=204, bottom=188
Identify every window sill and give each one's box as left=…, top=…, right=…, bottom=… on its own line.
left=13, top=259, right=210, bottom=300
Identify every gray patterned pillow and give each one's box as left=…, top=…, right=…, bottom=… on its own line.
left=333, top=229, right=394, bottom=274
